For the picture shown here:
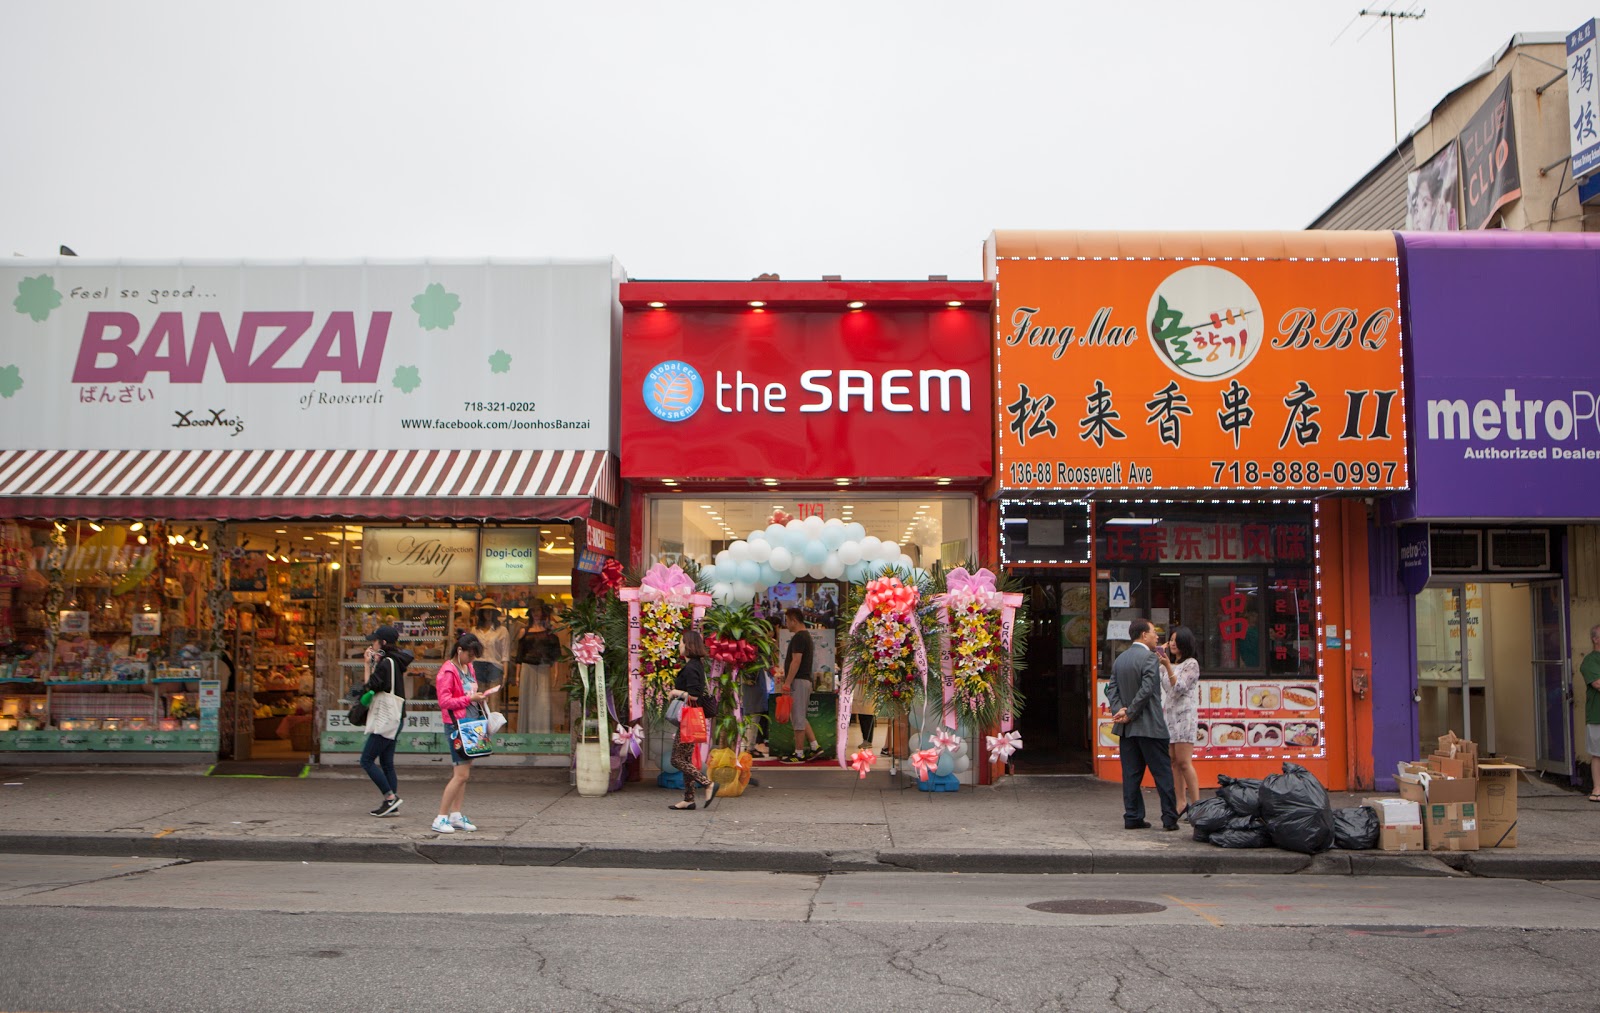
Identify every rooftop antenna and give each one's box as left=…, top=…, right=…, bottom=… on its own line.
left=1359, top=6, right=1427, bottom=145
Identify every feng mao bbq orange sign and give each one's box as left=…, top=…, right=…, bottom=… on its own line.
left=989, top=232, right=1408, bottom=491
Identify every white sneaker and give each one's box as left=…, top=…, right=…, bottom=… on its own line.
left=430, top=815, right=455, bottom=834
left=451, top=815, right=477, bottom=832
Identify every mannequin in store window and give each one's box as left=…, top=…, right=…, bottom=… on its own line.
left=515, top=602, right=562, bottom=734
left=472, top=599, right=510, bottom=684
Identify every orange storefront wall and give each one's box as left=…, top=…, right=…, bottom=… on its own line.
left=1089, top=500, right=1375, bottom=791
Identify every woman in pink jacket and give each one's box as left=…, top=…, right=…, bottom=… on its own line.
left=432, top=632, right=491, bottom=834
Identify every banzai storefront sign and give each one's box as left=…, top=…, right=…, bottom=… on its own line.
left=991, top=235, right=1407, bottom=492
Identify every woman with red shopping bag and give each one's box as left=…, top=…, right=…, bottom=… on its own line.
left=666, top=629, right=716, bottom=811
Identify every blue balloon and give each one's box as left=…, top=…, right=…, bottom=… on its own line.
left=757, top=562, right=779, bottom=588
left=935, top=751, right=955, bottom=777
left=844, top=562, right=869, bottom=583
left=736, top=560, right=760, bottom=584
left=786, top=527, right=810, bottom=553
left=765, top=524, right=787, bottom=544
left=845, top=522, right=866, bottom=542
left=803, top=540, right=827, bottom=565
left=822, top=524, right=848, bottom=550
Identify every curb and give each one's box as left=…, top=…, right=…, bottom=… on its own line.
left=1, top=832, right=1580, bottom=877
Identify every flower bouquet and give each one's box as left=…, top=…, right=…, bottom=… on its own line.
left=934, top=566, right=1029, bottom=731
left=700, top=602, right=776, bottom=797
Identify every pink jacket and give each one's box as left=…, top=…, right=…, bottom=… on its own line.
left=435, top=661, right=475, bottom=723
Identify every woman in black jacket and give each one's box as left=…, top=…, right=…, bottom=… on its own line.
left=666, top=629, right=715, bottom=811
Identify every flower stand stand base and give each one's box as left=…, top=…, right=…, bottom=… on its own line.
left=916, top=772, right=961, bottom=793
left=575, top=742, right=611, bottom=797
left=656, top=769, right=686, bottom=791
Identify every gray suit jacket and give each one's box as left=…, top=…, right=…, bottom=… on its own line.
left=1105, top=643, right=1169, bottom=740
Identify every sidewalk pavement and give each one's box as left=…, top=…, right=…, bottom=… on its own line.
left=4, top=764, right=1595, bottom=878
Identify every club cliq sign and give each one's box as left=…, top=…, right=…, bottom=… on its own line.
left=989, top=232, right=1409, bottom=492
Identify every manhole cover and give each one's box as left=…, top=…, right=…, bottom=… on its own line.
left=1027, top=899, right=1168, bottom=915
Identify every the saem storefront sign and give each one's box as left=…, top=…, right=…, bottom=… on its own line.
left=619, top=283, right=993, bottom=479
left=0, top=260, right=615, bottom=451
left=1400, top=233, right=1600, bottom=519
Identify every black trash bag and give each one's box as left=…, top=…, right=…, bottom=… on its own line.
left=1259, top=762, right=1335, bottom=854
left=1193, top=825, right=1212, bottom=843
left=1333, top=806, right=1380, bottom=850
left=1216, top=775, right=1264, bottom=817
left=1209, top=816, right=1273, bottom=849
left=1188, top=795, right=1235, bottom=833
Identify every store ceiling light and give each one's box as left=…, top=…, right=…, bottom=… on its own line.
left=762, top=478, right=779, bottom=486
left=275, top=529, right=287, bottom=534
left=936, top=478, right=952, bottom=485
left=946, top=300, right=963, bottom=308
left=1105, top=517, right=1163, bottom=526
left=748, top=300, right=766, bottom=308
left=128, top=522, right=143, bottom=532
left=648, top=301, right=666, bottom=309
left=847, top=301, right=865, bottom=310
left=88, top=522, right=103, bottom=532
left=661, top=479, right=678, bottom=486
left=834, top=478, right=850, bottom=486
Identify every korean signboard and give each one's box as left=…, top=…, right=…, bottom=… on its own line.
left=0, top=260, right=616, bottom=451
left=1569, top=19, right=1600, bottom=180
left=989, top=234, right=1407, bottom=492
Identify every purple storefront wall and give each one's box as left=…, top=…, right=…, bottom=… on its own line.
left=1366, top=232, right=1600, bottom=783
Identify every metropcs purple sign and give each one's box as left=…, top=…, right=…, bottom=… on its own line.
left=1401, top=232, right=1600, bottom=519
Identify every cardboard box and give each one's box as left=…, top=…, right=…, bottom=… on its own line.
left=1362, top=797, right=1422, bottom=826
left=1476, top=762, right=1522, bottom=848
left=1398, top=772, right=1477, bottom=805
left=1378, top=822, right=1426, bottom=852
left=1423, top=801, right=1480, bottom=852
left=1434, top=731, right=1479, bottom=777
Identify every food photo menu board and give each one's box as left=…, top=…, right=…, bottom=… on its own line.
left=1095, top=677, right=1323, bottom=759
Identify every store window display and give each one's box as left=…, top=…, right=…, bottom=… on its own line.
left=514, top=602, right=564, bottom=734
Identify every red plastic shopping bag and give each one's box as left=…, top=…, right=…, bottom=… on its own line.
left=679, top=705, right=708, bottom=744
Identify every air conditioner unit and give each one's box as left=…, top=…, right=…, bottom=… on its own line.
left=1430, top=528, right=1483, bottom=572
left=1487, top=529, right=1550, bottom=572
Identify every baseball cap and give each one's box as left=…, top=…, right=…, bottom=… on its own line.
left=366, top=625, right=400, bottom=644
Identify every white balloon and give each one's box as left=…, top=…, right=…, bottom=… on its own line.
left=823, top=517, right=844, bottom=529
left=765, top=524, right=787, bottom=544
left=881, top=541, right=900, bottom=560
left=837, top=540, right=862, bottom=566
left=768, top=546, right=794, bottom=573
left=728, top=540, right=751, bottom=562
left=897, top=553, right=913, bottom=567
left=711, top=581, right=734, bottom=603
left=802, top=515, right=825, bottom=538
left=715, top=549, right=733, bottom=570
left=808, top=563, right=827, bottom=580
left=748, top=529, right=767, bottom=544
left=748, top=538, right=772, bottom=563
left=730, top=581, right=755, bottom=602
left=954, top=756, right=972, bottom=773
left=821, top=552, right=845, bottom=580
left=859, top=535, right=882, bottom=560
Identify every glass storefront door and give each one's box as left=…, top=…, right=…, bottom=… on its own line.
left=1531, top=579, right=1573, bottom=775
left=1415, top=584, right=1487, bottom=755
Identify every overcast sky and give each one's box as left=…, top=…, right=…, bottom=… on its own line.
left=3, top=1, right=1594, bottom=279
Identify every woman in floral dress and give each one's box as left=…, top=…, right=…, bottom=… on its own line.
left=1160, top=626, right=1202, bottom=818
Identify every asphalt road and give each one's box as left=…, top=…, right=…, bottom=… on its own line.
left=3, top=856, right=1599, bottom=1011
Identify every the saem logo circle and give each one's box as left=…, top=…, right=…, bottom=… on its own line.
left=643, top=360, right=704, bottom=422
left=1147, top=266, right=1264, bottom=381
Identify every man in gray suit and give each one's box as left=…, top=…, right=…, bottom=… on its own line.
left=1106, top=618, right=1179, bottom=831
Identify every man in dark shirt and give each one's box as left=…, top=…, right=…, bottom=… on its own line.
left=780, top=607, right=822, bottom=761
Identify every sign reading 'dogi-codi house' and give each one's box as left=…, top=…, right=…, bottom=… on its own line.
left=0, top=260, right=617, bottom=451
left=986, top=231, right=1408, bottom=493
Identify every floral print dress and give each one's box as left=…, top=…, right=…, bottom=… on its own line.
left=1161, top=658, right=1201, bottom=744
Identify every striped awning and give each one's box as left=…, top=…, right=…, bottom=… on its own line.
left=0, top=448, right=617, bottom=521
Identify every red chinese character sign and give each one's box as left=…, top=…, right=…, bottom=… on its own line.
left=988, top=232, right=1408, bottom=491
